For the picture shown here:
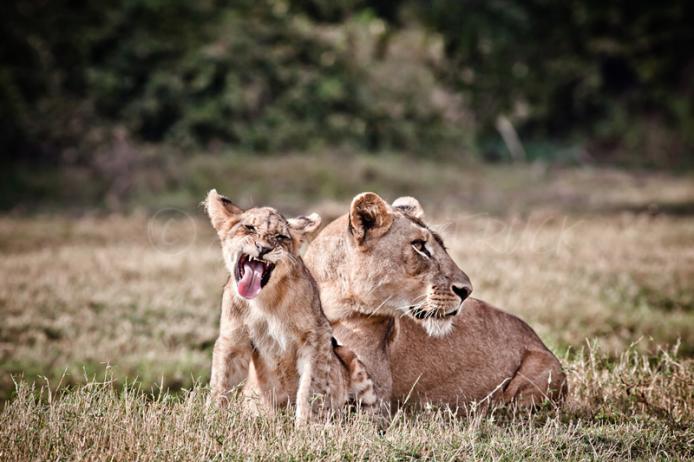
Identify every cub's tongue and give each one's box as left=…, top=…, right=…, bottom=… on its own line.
left=237, top=260, right=265, bottom=299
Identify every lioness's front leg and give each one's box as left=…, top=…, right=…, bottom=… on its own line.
left=332, top=317, right=395, bottom=405
left=210, top=289, right=251, bottom=406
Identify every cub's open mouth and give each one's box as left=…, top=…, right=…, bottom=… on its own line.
left=234, top=254, right=275, bottom=299
left=409, top=306, right=459, bottom=320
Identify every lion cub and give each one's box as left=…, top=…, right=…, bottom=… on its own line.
left=204, top=190, right=376, bottom=423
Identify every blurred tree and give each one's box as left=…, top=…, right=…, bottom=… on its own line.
left=1, top=0, right=692, bottom=168
left=0, top=0, right=225, bottom=162
left=418, top=0, right=694, bottom=164
left=1, top=0, right=459, bottom=164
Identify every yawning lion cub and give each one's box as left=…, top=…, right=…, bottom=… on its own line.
left=205, top=190, right=376, bottom=424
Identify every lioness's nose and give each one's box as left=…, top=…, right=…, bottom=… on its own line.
left=451, top=283, right=472, bottom=302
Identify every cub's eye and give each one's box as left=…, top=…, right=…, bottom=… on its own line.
left=411, top=239, right=431, bottom=257
left=243, top=224, right=256, bottom=233
left=276, top=234, right=290, bottom=242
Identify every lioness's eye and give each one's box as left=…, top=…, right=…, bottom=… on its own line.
left=412, top=239, right=431, bottom=257
left=276, top=234, right=290, bottom=241
left=243, top=224, right=256, bottom=233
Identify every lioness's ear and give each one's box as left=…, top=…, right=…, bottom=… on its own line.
left=288, top=212, right=322, bottom=242
left=349, top=192, right=393, bottom=246
left=392, top=196, right=424, bottom=219
left=203, top=189, right=243, bottom=236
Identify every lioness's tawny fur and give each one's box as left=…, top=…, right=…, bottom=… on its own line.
left=205, top=190, right=376, bottom=424
left=304, top=192, right=567, bottom=408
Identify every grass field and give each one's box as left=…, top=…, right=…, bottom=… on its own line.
left=1, top=158, right=693, bottom=459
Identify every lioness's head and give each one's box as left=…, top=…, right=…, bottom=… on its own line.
left=204, top=189, right=320, bottom=300
left=344, top=192, right=472, bottom=336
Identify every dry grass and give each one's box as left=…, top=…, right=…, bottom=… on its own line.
left=1, top=346, right=692, bottom=460
left=1, top=163, right=693, bottom=459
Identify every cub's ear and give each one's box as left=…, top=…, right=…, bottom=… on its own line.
left=203, top=189, right=243, bottom=236
left=288, top=212, right=322, bottom=242
left=349, top=192, right=393, bottom=246
left=392, top=196, right=424, bottom=219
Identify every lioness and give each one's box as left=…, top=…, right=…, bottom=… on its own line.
left=205, top=190, right=376, bottom=423
left=304, top=192, right=567, bottom=407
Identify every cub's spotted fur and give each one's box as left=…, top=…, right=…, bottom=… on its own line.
left=205, top=190, right=376, bottom=423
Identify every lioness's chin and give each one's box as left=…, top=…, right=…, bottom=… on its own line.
left=420, top=318, right=455, bottom=337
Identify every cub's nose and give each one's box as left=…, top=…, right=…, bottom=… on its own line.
left=255, top=243, right=272, bottom=258
left=451, top=283, right=472, bottom=302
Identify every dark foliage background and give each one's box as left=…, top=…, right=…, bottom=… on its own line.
left=1, top=0, right=693, bottom=208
